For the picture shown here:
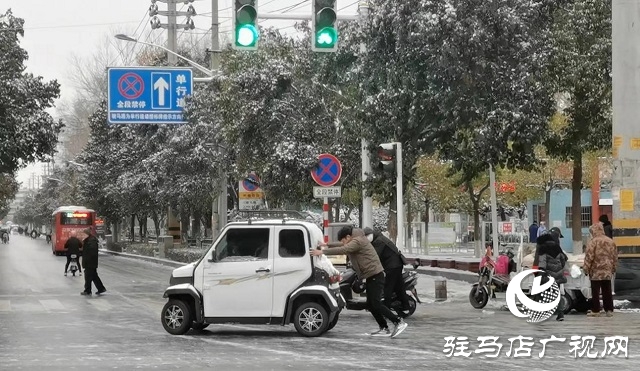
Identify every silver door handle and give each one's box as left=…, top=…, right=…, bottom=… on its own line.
left=255, top=268, right=270, bottom=273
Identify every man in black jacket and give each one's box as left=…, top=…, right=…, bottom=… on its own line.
left=364, top=227, right=410, bottom=315
left=81, top=228, right=107, bottom=296
left=64, top=230, right=82, bottom=276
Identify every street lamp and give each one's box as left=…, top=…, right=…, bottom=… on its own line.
left=114, top=34, right=215, bottom=80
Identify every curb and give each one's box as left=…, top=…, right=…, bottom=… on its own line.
left=99, top=249, right=186, bottom=268
left=414, top=266, right=477, bottom=284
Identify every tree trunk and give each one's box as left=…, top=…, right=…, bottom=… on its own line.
left=472, top=199, right=482, bottom=257
left=150, top=211, right=160, bottom=240
left=545, top=188, right=551, bottom=227
left=129, top=214, right=135, bottom=242
left=424, top=198, right=430, bottom=233
left=571, top=154, right=583, bottom=253
left=137, top=214, right=147, bottom=240
left=344, top=205, right=355, bottom=223
left=192, top=209, right=202, bottom=237
left=334, top=198, right=341, bottom=222
left=201, top=208, right=212, bottom=238
left=180, top=206, right=190, bottom=242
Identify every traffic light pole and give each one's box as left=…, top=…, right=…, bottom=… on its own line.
left=396, top=142, right=404, bottom=251
left=488, top=164, right=499, bottom=258
left=359, top=3, right=373, bottom=231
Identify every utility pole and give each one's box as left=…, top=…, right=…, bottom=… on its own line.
left=148, top=0, right=197, bottom=66
left=359, top=2, right=372, bottom=230
left=167, top=0, right=178, bottom=65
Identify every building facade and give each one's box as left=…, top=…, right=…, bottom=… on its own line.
left=527, top=189, right=613, bottom=252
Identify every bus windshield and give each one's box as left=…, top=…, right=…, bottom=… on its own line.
left=60, top=212, right=93, bottom=226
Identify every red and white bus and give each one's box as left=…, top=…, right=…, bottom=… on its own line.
left=51, top=206, right=96, bottom=256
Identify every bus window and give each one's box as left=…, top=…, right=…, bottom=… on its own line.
left=60, top=212, right=93, bottom=226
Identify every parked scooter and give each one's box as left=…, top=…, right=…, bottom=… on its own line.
left=469, top=243, right=517, bottom=309
left=68, top=254, right=79, bottom=276
left=339, top=265, right=420, bottom=318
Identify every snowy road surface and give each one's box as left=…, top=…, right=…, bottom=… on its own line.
left=0, top=235, right=638, bottom=370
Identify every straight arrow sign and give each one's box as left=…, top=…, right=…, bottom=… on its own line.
left=153, top=77, right=169, bottom=106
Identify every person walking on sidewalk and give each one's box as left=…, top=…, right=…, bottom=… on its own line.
left=311, top=226, right=408, bottom=338
left=363, top=227, right=411, bottom=316
left=584, top=223, right=618, bottom=317
left=81, top=227, right=107, bottom=296
left=64, top=230, right=82, bottom=276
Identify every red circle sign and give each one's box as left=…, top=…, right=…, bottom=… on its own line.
left=118, top=72, right=144, bottom=99
left=311, top=153, right=342, bottom=187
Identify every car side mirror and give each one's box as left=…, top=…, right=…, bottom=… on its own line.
left=208, top=251, right=217, bottom=263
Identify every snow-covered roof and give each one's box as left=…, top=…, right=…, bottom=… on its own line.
left=52, top=206, right=95, bottom=216
left=226, top=219, right=320, bottom=230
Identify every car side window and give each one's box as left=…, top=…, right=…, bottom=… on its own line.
left=278, top=229, right=306, bottom=258
left=215, top=228, right=270, bottom=262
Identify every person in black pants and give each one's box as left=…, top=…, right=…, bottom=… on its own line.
left=312, top=226, right=408, bottom=338
left=64, top=230, right=83, bottom=276
left=81, top=227, right=107, bottom=296
left=364, top=227, right=411, bottom=315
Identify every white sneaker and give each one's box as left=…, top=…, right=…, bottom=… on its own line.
left=391, top=320, right=408, bottom=338
left=369, top=328, right=391, bottom=337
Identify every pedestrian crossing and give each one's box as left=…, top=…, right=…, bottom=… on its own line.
left=0, top=293, right=158, bottom=313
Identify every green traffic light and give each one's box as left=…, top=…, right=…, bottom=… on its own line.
left=316, top=27, right=337, bottom=48
left=236, top=24, right=258, bottom=47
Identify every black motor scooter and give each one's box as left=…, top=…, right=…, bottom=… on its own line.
left=339, top=265, right=420, bottom=318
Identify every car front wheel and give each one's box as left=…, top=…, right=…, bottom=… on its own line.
left=293, top=302, right=329, bottom=337
left=161, top=299, right=192, bottom=335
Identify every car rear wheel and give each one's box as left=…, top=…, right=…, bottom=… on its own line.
left=161, top=299, right=192, bottom=335
left=293, top=302, right=329, bottom=337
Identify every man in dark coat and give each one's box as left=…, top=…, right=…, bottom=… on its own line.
left=599, top=214, right=613, bottom=239
left=529, top=221, right=539, bottom=243
left=81, top=227, right=107, bottom=296
left=64, top=230, right=83, bottom=276
left=363, top=227, right=411, bottom=315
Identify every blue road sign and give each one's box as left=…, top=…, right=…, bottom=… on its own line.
left=243, top=174, right=260, bottom=192
left=311, top=153, right=342, bottom=187
left=107, top=67, right=193, bottom=124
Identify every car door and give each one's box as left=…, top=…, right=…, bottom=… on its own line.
left=271, top=226, right=313, bottom=317
left=201, top=226, right=274, bottom=318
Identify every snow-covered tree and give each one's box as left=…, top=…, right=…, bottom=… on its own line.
left=544, top=0, right=611, bottom=250
left=349, top=0, right=557, bottom=242
left=0, top=174, right=18, bottom=219
left=0, top=10, right=63, bottom=175
left=186, top=27, right=362, bottom=209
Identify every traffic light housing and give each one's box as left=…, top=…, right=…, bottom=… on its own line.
left=377, top=143, right=397, bottom=174
left=233, top=0, right=259, bottom=50
left=312, top=0, right=338, bottom=52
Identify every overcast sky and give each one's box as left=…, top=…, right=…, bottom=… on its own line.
left=8, top=0, right=360, bottom=187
